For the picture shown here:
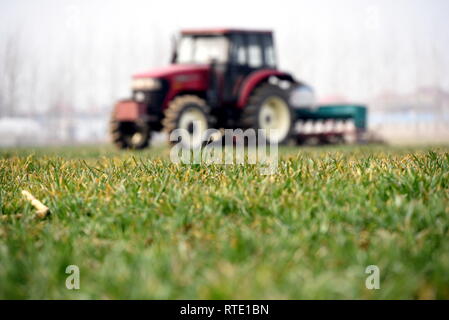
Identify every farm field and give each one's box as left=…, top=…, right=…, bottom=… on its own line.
left=0, top=145, right=448, bottom=299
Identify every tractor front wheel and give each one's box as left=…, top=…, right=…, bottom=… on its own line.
left=241, top=83, right=294, bottom=145
left=162, top=95, right=215, bottom=149
left=109, top=120, right=151, bottom=149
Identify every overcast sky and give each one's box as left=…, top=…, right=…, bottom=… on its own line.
left=1, top=0, right=448, bottom=112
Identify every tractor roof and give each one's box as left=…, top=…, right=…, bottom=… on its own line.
left=181, top=28, right=272, bottom=36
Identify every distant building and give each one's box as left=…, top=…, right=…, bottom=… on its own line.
left=368, top=86, right=449, bottom=143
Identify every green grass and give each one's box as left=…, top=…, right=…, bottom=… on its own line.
left=1, top=145, right=448, bottom=299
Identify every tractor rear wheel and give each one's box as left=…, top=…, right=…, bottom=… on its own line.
left=109, top=120, right=151, bottom=149
left=162, top=95, right=215, bottom=149
left=241, top=83, right=294, bottom=145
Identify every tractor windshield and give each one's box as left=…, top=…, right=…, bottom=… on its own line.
left=176, top=36, right=229, bottom=64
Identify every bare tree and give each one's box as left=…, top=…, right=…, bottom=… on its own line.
left=0, top=30, right=23, bottom=117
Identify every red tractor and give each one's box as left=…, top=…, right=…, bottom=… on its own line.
left=110, top=28, right=316, bottom=149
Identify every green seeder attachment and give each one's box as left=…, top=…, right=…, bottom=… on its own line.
left=293, top=104, right=368, bottom=144
left=295, top=104, right=367, bottom=130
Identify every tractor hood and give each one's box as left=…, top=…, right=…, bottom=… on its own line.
left=133, top=64, right=210, bottom=79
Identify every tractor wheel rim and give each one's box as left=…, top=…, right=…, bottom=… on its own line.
left=178, top=107, right=208, bottom=148
left=131, top=132, right=145, bottom=146
left=259, top=96, right=290, bottom=143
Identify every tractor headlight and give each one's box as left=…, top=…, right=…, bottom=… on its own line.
left=134, top=91, right=146, bottom=102
left=290, top=85, right=316, bottom=109
left=132, top=78, right=161, bottom=90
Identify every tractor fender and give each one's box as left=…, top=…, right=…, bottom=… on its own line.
left=237, top=69, right=295, bottom=108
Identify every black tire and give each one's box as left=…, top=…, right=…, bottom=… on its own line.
left=240, top=83, right=294, bottom=145
left=109, top=119, right=151, bottom=150
left=162, top=95, right=215, bottom=148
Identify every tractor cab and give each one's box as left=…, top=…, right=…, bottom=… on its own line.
left=173, top=29, right=276, bottom=68
left=173, top=29, right=278, bottom=104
